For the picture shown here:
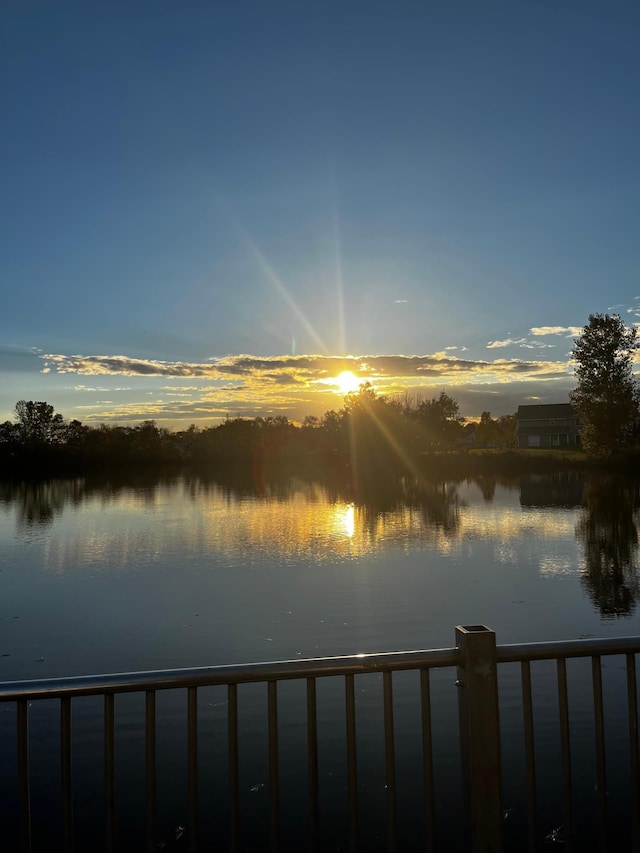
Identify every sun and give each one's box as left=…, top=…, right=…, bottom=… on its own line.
left=335, top=370, right=361, bottom=395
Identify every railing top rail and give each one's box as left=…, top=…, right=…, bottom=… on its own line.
left=3, top=633, right=640, bottom=703
left=0, top=646, right=460, bottom=702
left=497, top=634, right=640, bottom=663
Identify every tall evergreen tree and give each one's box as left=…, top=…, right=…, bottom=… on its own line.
left=570, top=314, right=639, bottom=454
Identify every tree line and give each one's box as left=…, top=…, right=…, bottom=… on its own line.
left=2, top=310, right=638, bottom=474
left=0, top=389, right=517, bottom=475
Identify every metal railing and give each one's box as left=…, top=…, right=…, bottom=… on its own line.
left=1, top=626, right=640, bottom=852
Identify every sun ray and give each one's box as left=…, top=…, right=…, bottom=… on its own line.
left=213, top=192, right=329, bottom=353
left=352, top=392, right=424, bottom=483
left=240, top=230, right=329, bottom=353
left=329, top=162, right=346, bottom=354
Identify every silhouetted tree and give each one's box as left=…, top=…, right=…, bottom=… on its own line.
left=475, top=411, right=497, bottom=447
left=570, top=314, right=639, bottom=454
left=0, top=420, right=20, bottom=446
left=495, top=413, right=517, bottom=449
left=339, top=383, right=415, bottom=486
left=65, top=419, right=89, bottom=443
left=14, top=400, right=65, bottom=444
left=319, top=409, right=347, bottom=452
left=415, top=391, right=465, bottom=447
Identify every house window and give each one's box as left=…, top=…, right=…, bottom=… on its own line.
left=528, top=435, right=540, bottom=447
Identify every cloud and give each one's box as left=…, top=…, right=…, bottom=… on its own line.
left=39, top=351, right=575, bottom=425
left=486, top=338, right=526, bottom=349
left=43, top=354, right=218, bottom=377
left=86, top=398, right=298, bottom=423
left=41, top=351, right=572, bottom=385
left=159, top=385, right=201, bottom=392
left=529, top=326, right=582, bottom=337
left=68, top=384, right=113, bottom=392
left=488, top=336, right=558, bottom=350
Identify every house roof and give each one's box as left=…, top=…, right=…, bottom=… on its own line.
left=517, top=403, right=575, bottom=420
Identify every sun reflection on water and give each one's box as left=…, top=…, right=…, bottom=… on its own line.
left=332, top=503, right=355, bottom=539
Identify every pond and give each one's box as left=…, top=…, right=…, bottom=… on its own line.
left=1, top=469, right=639, bottom=850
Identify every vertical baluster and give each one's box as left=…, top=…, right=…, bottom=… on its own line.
left=228, top=683, right=239, bottom=853
left=383, top=671, right=397, bottom=853
left=145, top=691, right=156, bottom=853
left=17, top=699, right=31, bottom=853
left=521, top=660, right=537, bottom=852
left=627, top=653, right=640, bottom=850
left=592, top=656, right=607, bottom=850
left=307, top=677, right=319, bottom=850
left=268, top=681, right=279, bottom=853
left=187, top=687, right=198, bottom=853
left=61, top=696, right=73, bottom=852
left=104, top=693, right=116, bottom=853
left=420, top=669, right=435, bottom=853
left=345, top=673, right=358, bottom=852
left=556, top=658, right=572, bottom=850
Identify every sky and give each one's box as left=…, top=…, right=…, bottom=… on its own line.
left=2, top=0, right=639, bottom=427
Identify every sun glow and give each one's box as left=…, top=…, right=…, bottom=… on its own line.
left=334, top=370, right=361, bottom=395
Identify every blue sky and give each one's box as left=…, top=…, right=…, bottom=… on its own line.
left=2, top=0, right=639, bottom=426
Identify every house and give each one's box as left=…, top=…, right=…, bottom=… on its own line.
left=517, top=403, right=579, bottom=449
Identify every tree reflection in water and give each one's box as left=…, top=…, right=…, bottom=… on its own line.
left=10, top=472, right=640, bottom=603
left=0, top=473, right=181, bottom=527
left=0, top=468, right=465, bottom=547
left=576, top=477, right=640, bottom=618
left=400, top=474, right=461, bottom=533
left=0, top=479, right=83, bottom=526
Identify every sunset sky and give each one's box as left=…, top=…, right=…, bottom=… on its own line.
left=2, top=1, right=639, bottom=427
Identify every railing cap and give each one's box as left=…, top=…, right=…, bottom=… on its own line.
left=456, top=624, right=494, bottom=634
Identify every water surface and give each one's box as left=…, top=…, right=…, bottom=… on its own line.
left=2, top=471, right=638, bottom=678
left=1, top=470, right=639, bottom=850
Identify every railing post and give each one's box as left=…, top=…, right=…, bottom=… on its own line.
left=456, top=625, right=502, bottom=853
